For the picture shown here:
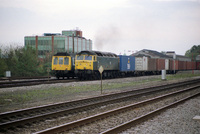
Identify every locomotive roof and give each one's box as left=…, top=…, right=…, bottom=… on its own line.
left=77, top=50, right=118, bottom=57
left=54, top=52, right=71, bottom=56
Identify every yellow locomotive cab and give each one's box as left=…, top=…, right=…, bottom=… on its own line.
left=52, top=56, right=72, bottom=71
left=75, top=55, right=96, bottom=70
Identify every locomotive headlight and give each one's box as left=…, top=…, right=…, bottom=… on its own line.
left=65, top=67, right=68, bottom=70
left=54, top=67, right=56, bottom=70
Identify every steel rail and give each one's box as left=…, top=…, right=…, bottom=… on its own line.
left=34, top=84, right=200, bottom=134
left=0, top=79, right=77, bottom=88
left=101, top=92, right=200, bottom=134
left=0, top=76, right=51, bottom=81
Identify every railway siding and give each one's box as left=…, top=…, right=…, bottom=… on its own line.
left=1, top=80, right=198, bottom=133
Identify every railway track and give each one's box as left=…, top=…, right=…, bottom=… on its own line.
left=0, top=76, right=51, bottom=81
left=36, top=83, right=200, bottom=134
left=0, top=78, right=199, bottom=133
left=0, top=79, right=77, bottom=88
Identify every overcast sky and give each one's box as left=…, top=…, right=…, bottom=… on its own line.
left=0, top=0, right=200, bottom=55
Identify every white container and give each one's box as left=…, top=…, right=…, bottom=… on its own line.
left=135, top=57, right=148, bottom=71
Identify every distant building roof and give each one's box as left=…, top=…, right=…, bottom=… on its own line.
left=166, top=54, right=191, bottom=61
left=131, top=49, right=172, bottom=59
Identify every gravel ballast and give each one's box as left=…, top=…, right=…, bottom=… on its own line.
left=122, top=95, right=200, bottom=134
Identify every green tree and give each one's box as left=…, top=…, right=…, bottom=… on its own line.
left=0, top=49, right=8, bottom=77
left=4, top=46, right=42, bottom=77
left=185, top=45, right=200, bottom=60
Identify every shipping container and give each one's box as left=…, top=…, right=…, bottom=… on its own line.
left=196, top=62, right=200, bottom=70
left=178, top=61, right=187, bottom=70
left=169, top=60, right=179, bottom=70
left=156, top=59, right=165, bottom=70
left=186, top=61, right=196, bottom=70
left=135, top=57, right=156, bottom=71
left=148, top=58, right=157, bottom=71
left=135, top=57, right=147, bottom=71
left=119, top=55, right=135, bottom=71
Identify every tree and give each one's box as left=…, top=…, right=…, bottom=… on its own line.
left=185, top=45, right=200, bottom=60
left=4, top=46, right=42, bottom=77
left=0, top=49, right=8, bottom=77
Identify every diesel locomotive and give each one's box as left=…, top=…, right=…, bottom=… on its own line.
left=51, top=52, right=75, bottom=79
left=75, top=51, right=119, bottom=80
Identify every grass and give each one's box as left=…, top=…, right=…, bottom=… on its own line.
left=166, top=73, right=200, bottom=80
left=0, top=72, right=200, bottom=112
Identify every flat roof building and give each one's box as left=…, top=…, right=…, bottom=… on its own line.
left=25, top=30, right=92, bottom=58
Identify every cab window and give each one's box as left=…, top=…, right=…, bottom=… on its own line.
left=85, top=56, right=92, bottom=60
left=59, top=57, right=63, bottom=65
left=64, top=57, right=69, bottom=65
left=54, top=57, right=58, bottom=65
left=77, top=55, right=84, bottom=60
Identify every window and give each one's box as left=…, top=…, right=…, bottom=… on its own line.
left=85, top=56, right=92, bottom=60
left=54, top=57, right=58, bottom=65
left=77, top=55, right=84, bottom=60
left=64, top=57, right=69, bottom=65
left=59, top=57, right=63, bottom=65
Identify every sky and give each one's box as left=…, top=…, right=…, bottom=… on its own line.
left=0, top=0, right=200, bottom=55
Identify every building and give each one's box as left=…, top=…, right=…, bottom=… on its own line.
left=131, top=49, right=172, bottom=59
left=166, top=51, right=191, bottom=61
left=131, top=49, right=192, bottom=61
left=25, top=30, right=92, bottom=58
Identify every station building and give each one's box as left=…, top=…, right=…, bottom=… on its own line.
left=24, top=30, right=92, bottom=58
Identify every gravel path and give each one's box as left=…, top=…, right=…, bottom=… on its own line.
left=122, top=95, right=200, bottom=134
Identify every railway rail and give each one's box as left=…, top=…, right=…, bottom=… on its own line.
left=0, top=78, right=199, bottom=133
left=0, top=76, right=51, bottom=81
left=36, top=84, right=200, bottom=134
left=0, top=79, right=77, bottom=88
